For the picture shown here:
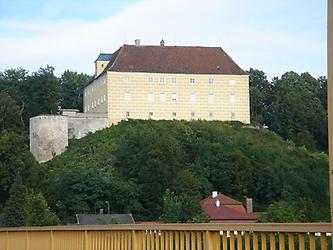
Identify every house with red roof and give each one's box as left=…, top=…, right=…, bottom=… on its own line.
left=200, top=191, right=257, bottom=223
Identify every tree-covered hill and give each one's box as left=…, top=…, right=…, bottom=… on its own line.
left=35, top=120, right=329, bottom=223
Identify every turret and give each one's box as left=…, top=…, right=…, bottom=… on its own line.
left=94, top=53, right=112, bottom=77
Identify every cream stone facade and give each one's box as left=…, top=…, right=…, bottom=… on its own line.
left=83, top=44, right=250, bottom=125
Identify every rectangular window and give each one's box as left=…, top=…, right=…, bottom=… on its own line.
left=229, top=79, right=236, bottom=85
left=160, top=93, right=166, bottom=102
left=160, top=77, right=165, bottom=84
left=208, top=94, right=214, bottom=103
left=148, top=76, right=154, bottom=84
left=171, top=93, right=177, bottom=101
left=208, top=78, right=214, bottom=84
left=124, top=92, right=131, bottom=101
left=190, top=94, right=196, bottom=103
left=189, top=78, right=196, bottom=84
left=172, top=112, right=177, bottom=117
left=123, top=75, right=130, bottom=83
left=149, top=111, right=154, bottom=117
left=148, top=92, right=154, bottom=102
left=126, top=112, right=130, bottom=118
left=230, top=94, right=236, bottom=104
left=191, top=112, right=195, bottom=118
left=231, top=112, right=236, bottom=120
left=209, top=112, right=214, bottom=118
left=172, top=77, right=177, bottom=84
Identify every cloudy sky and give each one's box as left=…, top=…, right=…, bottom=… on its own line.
left=0, top=0, right=327, bottom=78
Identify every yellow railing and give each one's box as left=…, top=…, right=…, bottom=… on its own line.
left=0, top=223, right=331, bottom=250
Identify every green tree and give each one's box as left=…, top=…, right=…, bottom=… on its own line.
left=59, top=70, right=91, bottom=111
left=3, top=175, right=28, bottom=227
left=25, top=192, right=59, bottom=226
left=0, top=92, right=23, bottom=133
left=160, top=189, right=182, bottom=223
left=0, top=131, right=35, bottom=199
left=248, top=68, right=271, bottom=125
left=0, top=68, right=28, bottom=101
left=23, top=66, right=61, bottom=118
left=249, top=70, right=327, bottom=151
left=160, top=189, right=206, bottom=223
left=258, top=201, right=300, bottom=223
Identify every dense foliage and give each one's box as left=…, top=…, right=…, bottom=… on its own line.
left=35, top=120, right=329, bottom=223
left=249, top=69, right=327, bottom=152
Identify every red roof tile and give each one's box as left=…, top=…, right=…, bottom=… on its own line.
left=201, top=193, right=257, bottom=221
left=107, top=45, right=247, bottom=75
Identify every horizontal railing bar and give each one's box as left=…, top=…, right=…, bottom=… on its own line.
left=0, top=223, right=331, bottom=233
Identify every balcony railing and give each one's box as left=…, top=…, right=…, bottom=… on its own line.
left=0, top=223, right=331, bottom=250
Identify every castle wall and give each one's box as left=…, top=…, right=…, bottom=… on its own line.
left=30, top=113, right=108, bottom=163
left=67, top=115, right=108, bottom=139
left=30, top=115, right=68, bottom=163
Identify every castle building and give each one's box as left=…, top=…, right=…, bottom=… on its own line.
left=84, top=40, right=250, bottom=125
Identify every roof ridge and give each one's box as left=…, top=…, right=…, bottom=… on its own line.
left=123, top=44, right=221, bottom=49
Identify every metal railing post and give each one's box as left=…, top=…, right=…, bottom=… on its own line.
left=328, top=0, right=333, bottom=243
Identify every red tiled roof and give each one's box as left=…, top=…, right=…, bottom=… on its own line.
left=107, top=45, right=247, bottom=75
left=201, top=193, right=257, bottom=221
left=201, top=193, right=243, bottom=205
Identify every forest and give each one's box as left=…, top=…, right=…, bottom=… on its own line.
left=0, top=66, right=329, bottom=226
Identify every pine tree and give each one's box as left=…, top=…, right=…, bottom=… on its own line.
left=3, top=175, right=28, bottom=227
left=25, top=192, right=59, bottom=226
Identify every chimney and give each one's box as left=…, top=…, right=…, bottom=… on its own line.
left=244, top=197, right=253, bottom=213
left=212, top=191, right=218, bottom=198
left=215, top=200, right=220, bottom=207
left=160, top=39, right=165, bottom=46
left=135, top=39, right=141, bottom=46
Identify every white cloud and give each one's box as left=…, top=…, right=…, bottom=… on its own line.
left=0, top=0, right=326, bottom=78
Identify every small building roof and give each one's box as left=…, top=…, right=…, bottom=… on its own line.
left=94, top=53, right=113, bottom=62
left=76, top=214, right=135, bottom=225
left=200, top=193, right=257, bottom=221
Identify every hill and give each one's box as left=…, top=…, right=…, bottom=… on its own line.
left=36, top=120, right=329, bottom=223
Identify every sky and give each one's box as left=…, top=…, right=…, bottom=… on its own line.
left=0, top=0, right=327, bottom=79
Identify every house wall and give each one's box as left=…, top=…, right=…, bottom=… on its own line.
left=102, top=72, right=249, bottom=125
left=83, top=73, right=108, bottom=114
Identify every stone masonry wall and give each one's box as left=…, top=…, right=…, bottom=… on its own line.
left=30, top=113, right=108, bottom=163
